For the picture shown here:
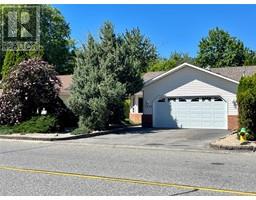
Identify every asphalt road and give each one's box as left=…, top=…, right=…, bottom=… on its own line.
left=64, top=128, right=229, bottom=150
left=0, top=139, right=256, bottom=196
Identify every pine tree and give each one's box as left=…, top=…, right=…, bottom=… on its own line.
left=99, top=22, right=145, bottom=95
left=123, top=28, right=157, bottom=73
left=98, top=22, right=143, bottom=122
left=69, top=35, right=125, bottom=130
left=2, top=51, right=16, bottom=80
left=70, top=21, right=157, bottom=129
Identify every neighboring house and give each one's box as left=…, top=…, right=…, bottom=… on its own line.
left=0, top=76, right=72, bottom=101
left=130, top=63, right=256, bottom=130
left=57, top=75, right=72, bottom=104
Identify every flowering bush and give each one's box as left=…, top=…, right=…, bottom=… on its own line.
left=0, top=59, right=77, bottom=129
left=0, top=93, right=23, bottom=125
left=0, top=59, right=60, bottom=125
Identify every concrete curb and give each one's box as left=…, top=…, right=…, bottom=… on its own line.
left=57, top=141, right=233, bottom=154
left=0, top=127, right=130, bottom=141
left=209, top=141, right=256, bottom=152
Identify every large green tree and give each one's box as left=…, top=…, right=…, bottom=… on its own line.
left=40, top=5, right=75, bottom=74
left=148, top=52, right=195, bottom=72
left=123, top=28, right=157, bottom=73
left=196, top=28, right=246, bottom=68
left=0, top=5, right=74, bottom=78
left=99, top=22, right=153, bottom=95
left=244, top=48, right=256, bottom=66
left=69, top=22, right=157, bottom=130
left=69, top=35, right=125, bottom=130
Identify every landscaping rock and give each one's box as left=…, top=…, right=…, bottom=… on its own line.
left=210, top=134, right=256, bottom=151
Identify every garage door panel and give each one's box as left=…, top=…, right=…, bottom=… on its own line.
left=202, top=113, right=213, bottom=118
left=154, top=96, right=227, bottom=129
left=202, top=122, right=212, bottom=127
left=154, top=101, right=178, bottom=128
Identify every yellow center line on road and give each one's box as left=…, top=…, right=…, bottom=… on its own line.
left=0, top=165, right=255, bottom=196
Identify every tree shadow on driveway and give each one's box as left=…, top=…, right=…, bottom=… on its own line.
left=112, top=126, right=179, bottom=135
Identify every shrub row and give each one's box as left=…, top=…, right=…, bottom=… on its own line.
left=237, top=74, right=256, bottom=133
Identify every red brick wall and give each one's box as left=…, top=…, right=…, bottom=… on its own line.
left=129, top=113, right=142, bottom=124
left=142, top=114, right=153, bottom=127
left=228, top=115, right=239, bottom=130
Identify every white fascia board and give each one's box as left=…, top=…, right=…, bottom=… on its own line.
left=144, top=63, right=239, bottom=87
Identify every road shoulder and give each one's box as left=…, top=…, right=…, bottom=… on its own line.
left=210, top=134, right=256, bottom=152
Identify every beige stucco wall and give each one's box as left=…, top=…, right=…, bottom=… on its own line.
left=143, top=66, right=238, bottom=116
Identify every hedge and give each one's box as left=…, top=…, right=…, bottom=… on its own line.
left=237, top=74, right=256, bottom=132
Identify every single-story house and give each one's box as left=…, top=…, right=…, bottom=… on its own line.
left=130, top=63, right=256, bottom=130
left=2, top=63, right=255, bottom=130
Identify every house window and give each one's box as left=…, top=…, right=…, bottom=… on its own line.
left=158, top=98, right=166, bottom=102
left=191, top=97, right=199, bottom=102
left=138, top=98, right=143, bottom=113
left=202, top=97, right=211, bottom=102
left=214, top=97, right=223, bottom=102
left=178, top=98, right=186, bottom=102
left=168, top=98, right=176, bottom=102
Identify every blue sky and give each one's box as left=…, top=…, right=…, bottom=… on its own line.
left=53, top=4, right=256, bottom=58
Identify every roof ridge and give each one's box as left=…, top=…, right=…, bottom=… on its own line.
left=211, top=65, right=256, bottom=70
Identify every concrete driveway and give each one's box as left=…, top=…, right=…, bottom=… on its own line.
left=65, top=127, right=229, bottom=151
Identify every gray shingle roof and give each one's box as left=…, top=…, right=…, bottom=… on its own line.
left=210, top=66, right=256, bottom=82
left=57, top=73, right=166, bottom=96
left=142, top=66, right=256, bottom=84
left=142, top=71, right=165, bottom=82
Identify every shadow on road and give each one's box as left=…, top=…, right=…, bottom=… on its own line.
left=112, top=127, right=176, bottom=135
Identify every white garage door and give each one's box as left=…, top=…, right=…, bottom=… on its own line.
left=153, top=96, right=227, bottom=129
